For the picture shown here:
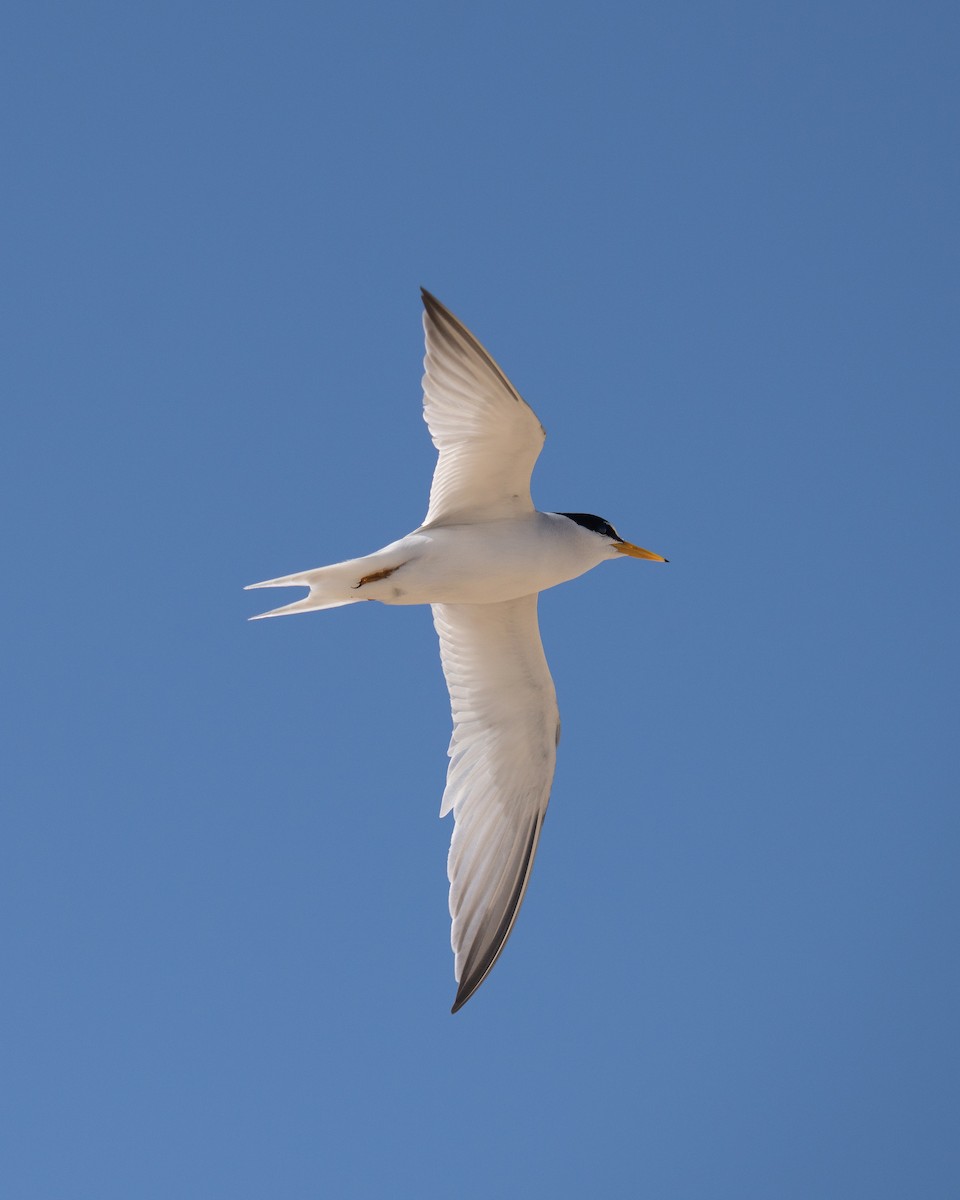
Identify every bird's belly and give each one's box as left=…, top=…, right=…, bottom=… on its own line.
left=365, top=521, right=592, bottom=605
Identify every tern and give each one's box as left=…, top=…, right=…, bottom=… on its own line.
left=247, top=290, right=666, bottom=1012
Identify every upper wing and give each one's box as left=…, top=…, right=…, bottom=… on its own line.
left=432, top=595, right=560, bottom=1012
left=420, top=290, right=546, bottom=526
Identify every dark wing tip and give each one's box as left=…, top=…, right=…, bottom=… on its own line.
left=421, top=289, right=465, bottom=345
left=448, top=817, right=542, bottom=1015
left=421, top=286, right=444, bottom=316
left=419, top=288, right=528, bottom=410
left=420, top=287, right=458, bottom=340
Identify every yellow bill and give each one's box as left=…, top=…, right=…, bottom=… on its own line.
left=614, top=541, right=668, bottom=562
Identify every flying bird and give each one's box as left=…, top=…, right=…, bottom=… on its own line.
left=247, top=290, right=666, bottom=1012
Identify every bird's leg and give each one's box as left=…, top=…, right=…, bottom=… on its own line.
left=354, top=563, right=405, bottom=589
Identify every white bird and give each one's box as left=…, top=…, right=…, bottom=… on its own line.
left=247, top=290, right=666, bottom=1012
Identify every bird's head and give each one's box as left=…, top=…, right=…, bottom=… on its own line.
left=556, top=512, right=667, bottom=563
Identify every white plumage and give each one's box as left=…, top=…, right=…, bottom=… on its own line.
left=247, top=290, right=665, bottom=1012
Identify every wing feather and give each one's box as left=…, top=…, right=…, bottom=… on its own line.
left=432, top=595, right=560, bottom=1012
left=421, top=290, right=546, bottom=526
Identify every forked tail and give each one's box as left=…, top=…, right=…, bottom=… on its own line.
left=244, top=564, right=365, bottom=620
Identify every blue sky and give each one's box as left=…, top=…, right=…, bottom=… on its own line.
left=3, top=2, right=958, bottom=1196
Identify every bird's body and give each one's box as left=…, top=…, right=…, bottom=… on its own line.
left=249, top=512, right=621, bottom=610
left=248, top=290, right=665, bottom=1011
